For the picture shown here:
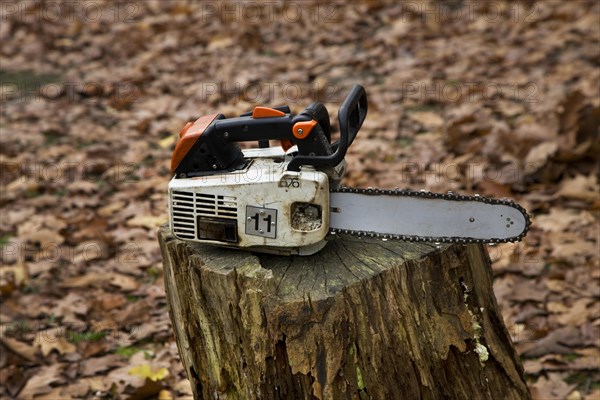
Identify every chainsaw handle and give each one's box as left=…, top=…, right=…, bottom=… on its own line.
left=172, top=84, right=367, bottom=176
left=287, top=84, right=367, bottom=171
left=337, top=84, right=368, bottom=152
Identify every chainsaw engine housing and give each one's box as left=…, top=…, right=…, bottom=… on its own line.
left=168, top=147, right=338, bottom=255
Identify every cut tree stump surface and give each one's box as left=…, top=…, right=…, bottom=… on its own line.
left=158, top=224, right=530, bottom=400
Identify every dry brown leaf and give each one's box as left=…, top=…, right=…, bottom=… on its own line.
left=37, top=327, right=77, bottom=356
left=51, top=293, right=90, bottom=321
left=530, top=373, right=577, bottom=400
left=18, top=364, right=65, bottom=398
left=536, top=208, right=595, bottom=232
left=98, top=200, right=127, bottom=217
left=114, top=300, right=153, bottom=325
left=409, top=111, right=444, bottom=130
left=80, top=339, right=113, bottom=359
left=559, top=91, right=585, bottom=141
left=95, top=293, right=127, bottom=311
left=67, top=180, right=98, bottom=194
left=523, top=359, right=544, bottom=375
left=555, top=174, right=599, bottom=202
left=60, top=272, right=105, bottom=289
left=0, top=259, right=29, bottom=296
left=0, top=336, right=38, bottom=362
left=519, top=326, right=582, bottom=357
left=126, top=214, right=166, bottom=229
left=510, top=280, right=547, bottom=303
left=556, top=298, right=595, bottom=326
left=109, top=368, right=164, bottom=398
left=2, top=207, right=36, bottom=226
left=524, top=141, right=558, bottom=170
left=549, top=233, right=598, bottom=263
left=508, top=122, right=554, bottom=158
left=108, top=273, right=140, bottom=291
left=585, top=389, right=600, bottom=400
left=80, top=354, right=125, bottom=377
left=5, top=178, right=40, bottom=197
left=547, top=301, right=570, bottom=314
left=207, top=36, right=235, bottom=51
left=34, top=387, right=73, bottom=400
left=174, top=379, right=194, bottom=397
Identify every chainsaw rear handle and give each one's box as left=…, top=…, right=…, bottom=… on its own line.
left=171, top=84, right=367, bottom=177
left=287, top=84, right=367, bottom=171
left=338, top=84, right=368, bottom=153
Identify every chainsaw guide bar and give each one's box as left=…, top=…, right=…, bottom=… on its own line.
left=328, top=186, right=531, bottom=244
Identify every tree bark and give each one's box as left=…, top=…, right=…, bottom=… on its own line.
left=158, top=224, right=530, bottom=400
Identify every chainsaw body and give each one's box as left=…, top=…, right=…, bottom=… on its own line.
left=168, top=84, right=531, bottom=255
left=168, top=86, right=366, bottom=255
left=169, top=151, right=341, bottom=255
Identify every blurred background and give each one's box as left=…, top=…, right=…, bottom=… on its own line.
left=0, top=1, right=598, bottom=398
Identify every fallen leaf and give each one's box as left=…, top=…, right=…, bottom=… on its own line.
left=549, top=233, right=598, bottom=263
left=81, top=354, right=125, bottom=376
left=409, top=111, right=444, bottom=129
left=0, top=335, right=38, bottom=362
left=586, top=389, right=600, bottom=400
left=18, top=364, right=65, bottom=398
left=108, top=273, right=140, bottom=291
left=535, top=208, right=595, bottom=232
left=34, top=387, right=73, bottom=400
left=207, top=36, right=234, bottom=51
left=0, top=259, right=29, bottom=296
left=159, top=135, right=176, bottom=149
left=38, top=327, right=77, bottom=356
left=174, top=379, right=194, bottom=397
left=60, top=272, right=105, bottom=289
left=530, top=373, right=577, bottom=400
left=51, top=292, right=90, bottom=320
left=126, top=215, right=166, bottom=229
left=519, top=326, right=582, bottom=357
left=556, top=298, right=594, bottom=326
left=525, top=141, right=558, bottom=171
left=129, top=364, right=169, bottom=382
left=555, top=174, right=599, bottom=202
left=98, top=200, right=127, bottom=217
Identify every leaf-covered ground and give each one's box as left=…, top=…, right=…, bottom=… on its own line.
left=0, top=1, right=598, bottom=399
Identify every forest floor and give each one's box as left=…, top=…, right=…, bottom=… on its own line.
left=1, top=1, right=598, bottom=399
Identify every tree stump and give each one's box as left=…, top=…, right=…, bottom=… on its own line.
left=158, top=224, right=530, bottom=400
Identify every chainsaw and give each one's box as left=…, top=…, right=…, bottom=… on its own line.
left=168, top=85, right=530, bottom=255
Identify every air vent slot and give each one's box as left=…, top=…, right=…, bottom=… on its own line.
left=170, top=190, right=238, bottom=240
left=171, top=190, right=195, bottom=239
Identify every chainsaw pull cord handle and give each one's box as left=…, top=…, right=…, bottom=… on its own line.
left=287, top=84, right=368, bottom=171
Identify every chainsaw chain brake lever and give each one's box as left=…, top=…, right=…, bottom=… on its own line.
left=170, top=84, right=367, bottom=177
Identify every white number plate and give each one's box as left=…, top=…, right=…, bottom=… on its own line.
left=245, top=206, right=277, bottom=238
